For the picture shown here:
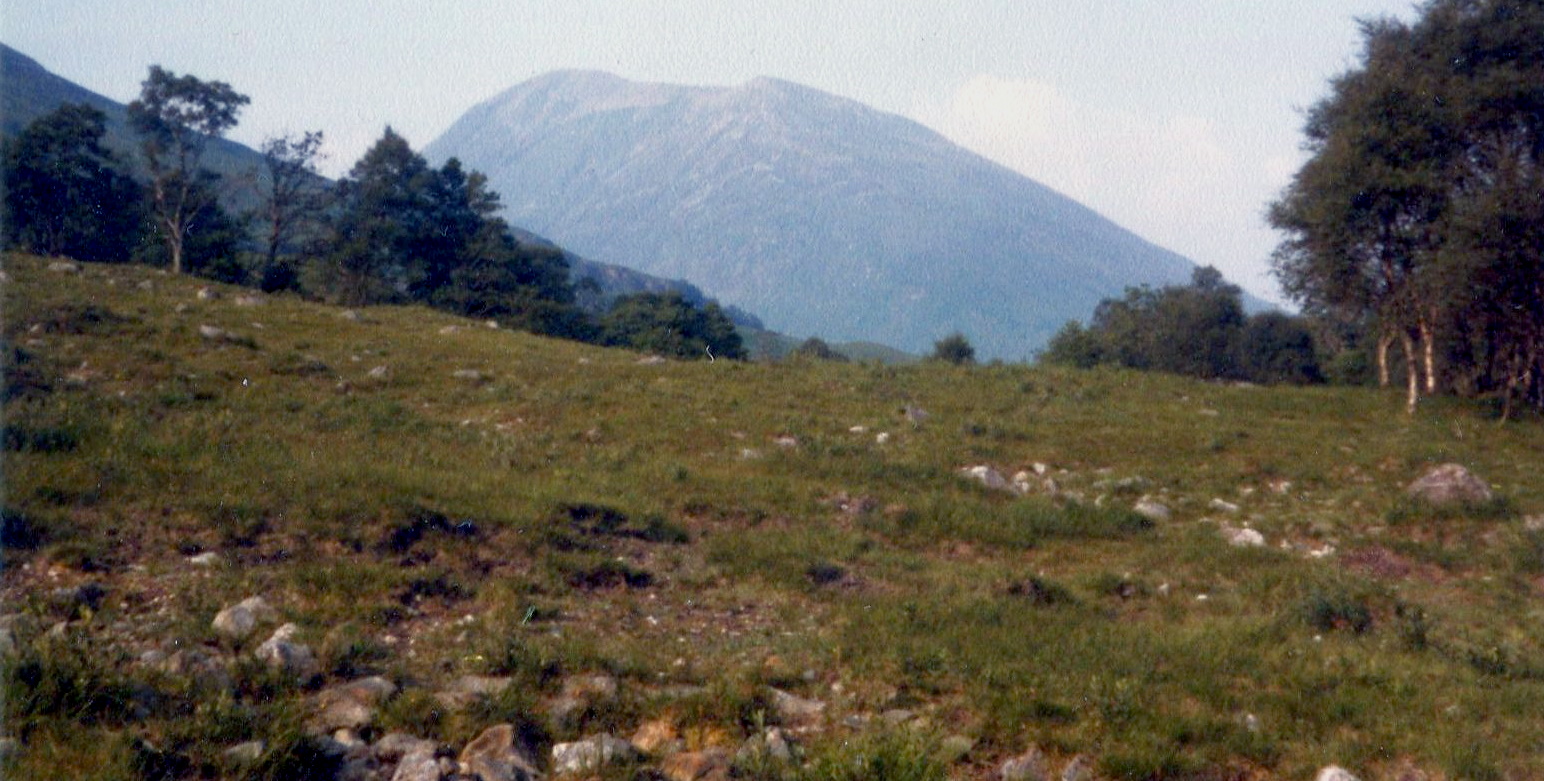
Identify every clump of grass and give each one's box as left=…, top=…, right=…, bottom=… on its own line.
left=3, top=628, right=137, bottom=732
left=803, top=728, right=945, bottom=781
left=1007, top=575, right=1078, bottom=607
left=1385, top=494, right=1515, bottom=524
left=1300, top=587, right=1374, bottom=634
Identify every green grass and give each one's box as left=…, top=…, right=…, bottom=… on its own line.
left=3, top=252, right=1543, bottom=779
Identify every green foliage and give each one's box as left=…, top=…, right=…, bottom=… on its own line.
left=803, top=729, right=945, bottom=781
left=792, top=337, right=849, bottom=362
left=1042, top=266, right=1324, bottom=385
left=1, top=103, right=143, bottom=261
left=1269, top=0, right=1544, bottom=414
left=929, top=332, right=976, bottom=365
left=599, top=291, right=746, bottom=360
left=127, top=65, right=250, bottom=275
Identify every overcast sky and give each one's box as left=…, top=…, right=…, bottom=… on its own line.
left=4, top=1, right=1418, bottom=304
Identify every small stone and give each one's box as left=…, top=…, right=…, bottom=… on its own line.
left=438, top=325, right=460, bottom=335
left=662, top=748, right=731, bottom=781
left=1314, top=767, right=1362, bottom=781
left=1209, top=498, right=1241, bottom=513
left=234, top=294, right=264, bottom=307
left=433, top=674, right=512, bottom=710
left=876, top=432, right=891, bottom=444
left=368, top=365, right=389, bottom=379
left=769, top=688, right=826, bottom=727
left=311, top=676, right=397, bottom=733
left=340, top=309, right=362, bottom=321
left=255, top=623, right=318, bottom=681
left=47, top=260, right=82, bottom=274
left=551, top=735, right=640, bottom=775
left=212, top=596, right=277, bottom=641
left=459, top=723, right=540, bottom=781
left=374, top=733, right=438, bottom=762
left=637, top=355, right=668, bottom=365
left=391, top=747, right=443, bottom=781
left=196, top=286, right=220, bottom=300
left=774, top=435, right=799, bottom=448
left=187, top=551, right=222, bottom=567
left=198, top=324, right=227, bottom=340
left=631, top=719, right=680, bottom=755
left=1061, top=754, right=1094, bottom=781
left=1133, top=498, right=1171, bottom=522
left=223, top=740, right=265, bottom=764
left=999, top=747, right=1048, bottom=781
left=960, top=465, right=1011, bottom=492
left=452, top=369, right=486, bottom=382
left=1221, top=526, right=1266, bottom=548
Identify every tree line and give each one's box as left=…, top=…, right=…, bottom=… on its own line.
left=1045, top=0, right=1540, bottom=418
left=1, top=67, right=744, bottom=362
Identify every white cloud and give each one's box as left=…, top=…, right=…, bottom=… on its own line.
left=920, top=75, right=1289, bottom=304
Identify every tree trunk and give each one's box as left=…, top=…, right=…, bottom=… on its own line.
left=1377, top=332, right=1394, bottom=387
left=1420, top=316, right=1437, bottom=394
left=1400, top=331, right=1420, bottom=415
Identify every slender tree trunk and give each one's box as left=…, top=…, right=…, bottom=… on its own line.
left=1399, top=330, right=1420, bottom=415
left=1377, top=332, right=1394, bottom=387
left=1420, top=316, right=1437, bottom=394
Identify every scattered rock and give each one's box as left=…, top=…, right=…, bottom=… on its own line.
left=631, top=719, right=681, bottom=756
left=1407, top=463, right=1494, bottom=506
left=368, top=365, right=390, bottom=379
left=374, top=733, right=439, bottom=762
left=438, top=325, right=460, bottom=335
left=960, top=465, right=1011, bottom=493
left=1061, top=754, right=1094, bottom=781
left=999, top=747, right=1048, bottom=781
left=451, top=369, right=486, bottom=382
left=1133, top=498, right=1171, bottom=523
left=254, top=623, right=318, bottom=681
left=1315, top=767, right=1361, bottom=781
left=737, top=727, right=795, bottom=764
left=47, top=260, right=82, bottom=274
left=551, top=734, right=641, bottom=774
left=433, top=674, right=512, bottom=710
left=223, top=740, right=265, bottom=765
left=311, top=676, right=397, bottom=733
left=1221, top=526, right=1266, bottom=548
left=196, top=286, right=220, bottom=300
left=391, top=747, right=444, bottom=781
left=198, top=324, right=228, bottom=340
left=459, top=723, right=541, bottom=781
left=769, top=688, right=826, bottom=727
left=549, top=673, right=620, bottom=729
left=340, top=309, right=362, bottom=322
left=661, top=747, right=732, bottom=781
left=1525, top=514, right=1544, bottom=532
left=154, top=648, right=234, bottom=692
left=186, top=551, right=222, bottom=567
left=774, top=435, right=799, bottom=448
left=233, top=294, right=264, bottom=307
left=212, top=596, right=279, bottom=641
left=1209, top=498, right=1242, bottom=513
left=875, top=432, right=891, bottom=444
left=637, top=355, right=668, bottom=365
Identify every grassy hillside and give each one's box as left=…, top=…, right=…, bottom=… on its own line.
left=3, top=253, right=1542, bottom=780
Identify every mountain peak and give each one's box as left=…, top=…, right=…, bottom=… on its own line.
left=426, top=74, right=1198, bottom=359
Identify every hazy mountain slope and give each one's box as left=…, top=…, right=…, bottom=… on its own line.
left=1, top=45, right=757, bottom=323
left=427, top=71, right=1202, bottom=359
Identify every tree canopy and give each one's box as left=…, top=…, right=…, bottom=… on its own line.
left=1, top=103, right=142, bottom=262
left=1268, top=0, right=1543, bottom=416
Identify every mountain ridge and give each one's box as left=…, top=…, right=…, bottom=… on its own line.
left=427, top=70, right=1208, bottom=359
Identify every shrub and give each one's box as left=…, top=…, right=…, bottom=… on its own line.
left=929, top=333, right=976, bottom=366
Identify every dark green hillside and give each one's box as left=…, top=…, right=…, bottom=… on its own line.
left=3, top=253, right=1542, bottom=780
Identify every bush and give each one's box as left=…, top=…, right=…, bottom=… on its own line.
left=929, top=333, right=975, bottom=365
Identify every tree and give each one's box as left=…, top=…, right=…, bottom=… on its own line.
left=600, top=292, right=746, bottom=360
left=1, top=103, right=142, bottom=261
left=930, top=333, right=976, bottom=365
left=127, top=66, right=250, bottom=275
left=255, top=130, right=327, bottom=288
left=793, top=337, right=849, bottom=362
left=1269, top=0, right=1544, bottom=415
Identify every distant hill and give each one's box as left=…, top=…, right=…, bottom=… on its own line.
left=427, top=71, right=1214, bottom=360
left=0, top=45, right=764, bottom=328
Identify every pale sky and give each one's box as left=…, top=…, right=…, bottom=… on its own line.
left=3, top=1, right=1417, bottom=304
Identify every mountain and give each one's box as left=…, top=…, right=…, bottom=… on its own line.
left=426, top=71, right=1206, bottom=360
left=0, top=45, right=745, bottom=321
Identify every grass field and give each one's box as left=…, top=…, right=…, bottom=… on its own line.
left=3, top=253, right=1542, bottom=780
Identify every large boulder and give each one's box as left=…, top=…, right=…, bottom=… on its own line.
left=1406, top=464, right=1494, bottom=506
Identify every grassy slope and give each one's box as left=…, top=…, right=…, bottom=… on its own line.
left=3, top=253, right=1542, bottom=779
